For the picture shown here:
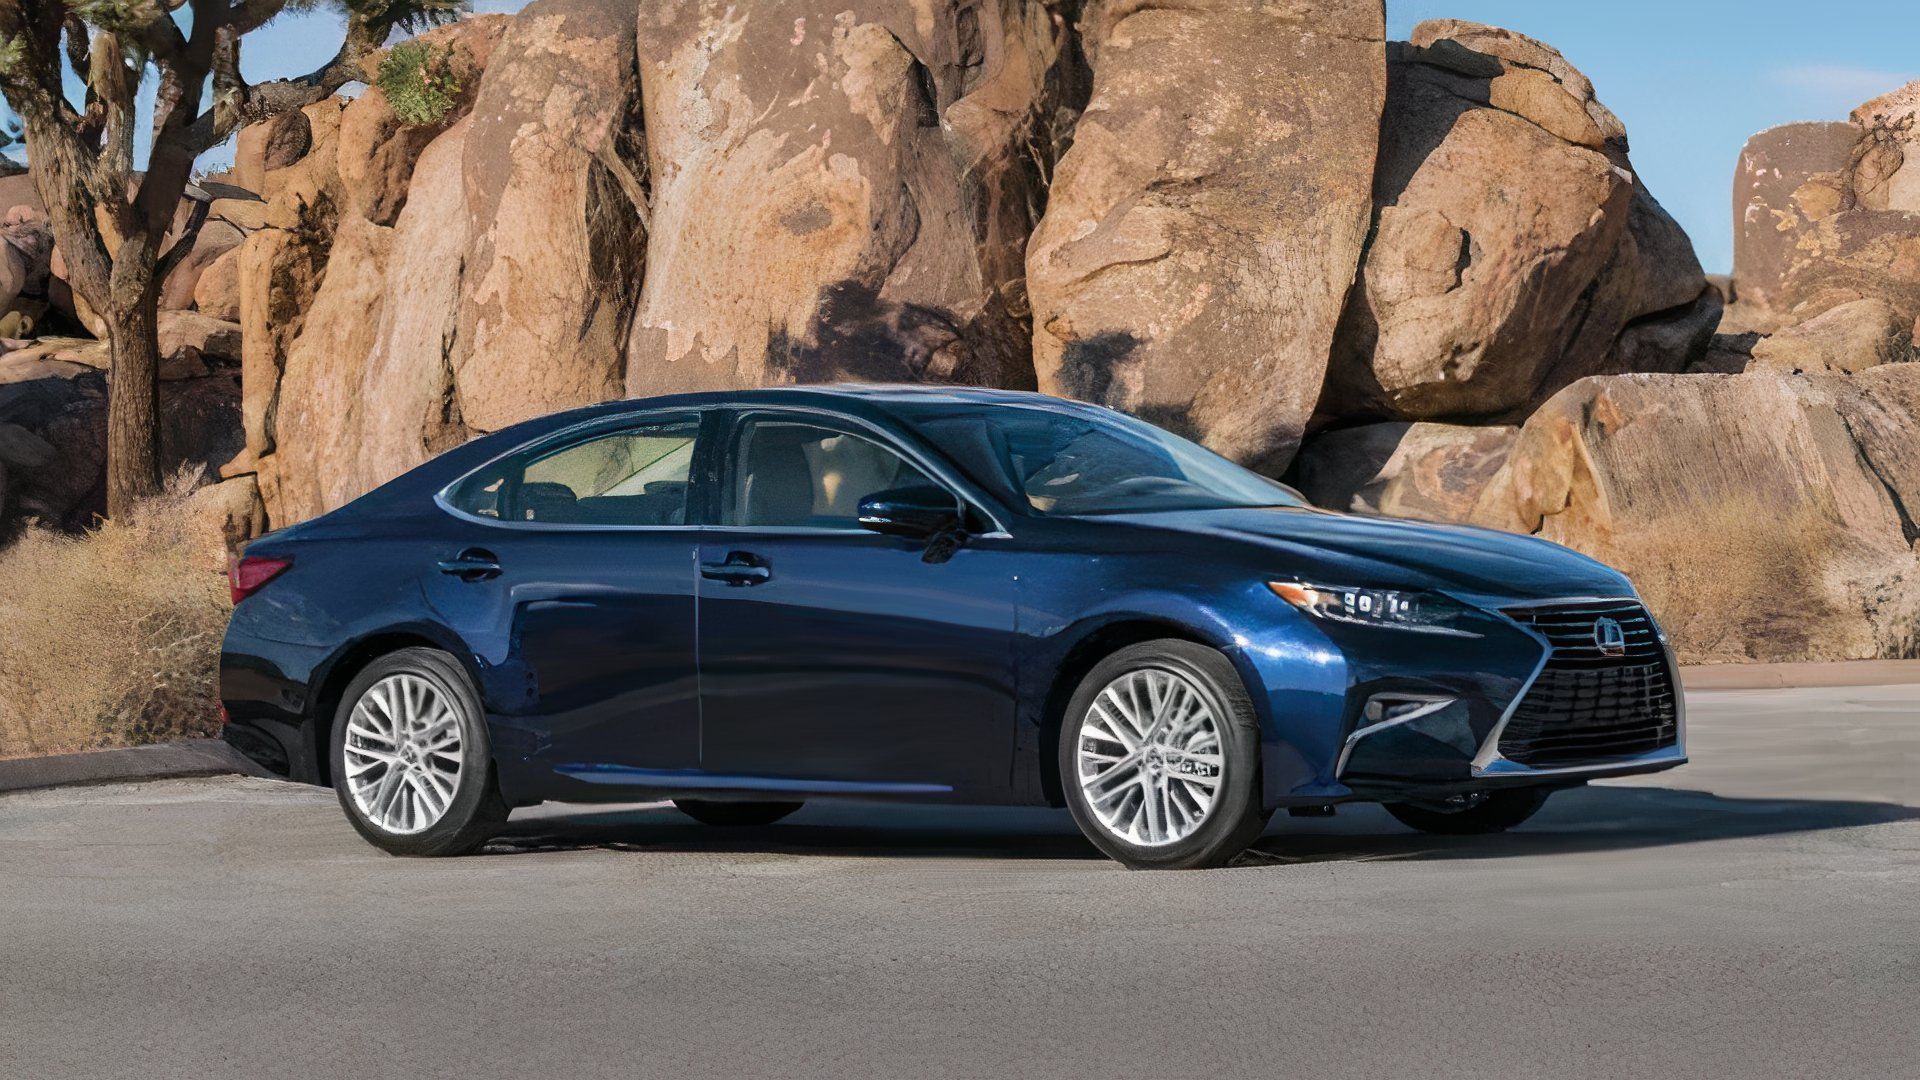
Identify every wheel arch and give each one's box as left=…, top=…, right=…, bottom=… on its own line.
left=306, top=624, right=483, bottom=787
left=1034, top=616, right=1231, bottom=808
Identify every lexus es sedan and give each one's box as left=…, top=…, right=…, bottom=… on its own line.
left=220, top=385, right=1686, bottom=870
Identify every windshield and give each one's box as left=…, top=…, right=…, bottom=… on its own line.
left=916, top=404, right=1307, bottom=516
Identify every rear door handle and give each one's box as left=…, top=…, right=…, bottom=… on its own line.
left=700, top=552, right=771, bottom=586
left=437, top=549, right=502, bottom=581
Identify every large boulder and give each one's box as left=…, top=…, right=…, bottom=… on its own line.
left=1476, top=369, right=1920, bottom=663
left=0, top=353, right=242, bottom=529
left=345, top=118, right=474, bottom=500
left=452, top=0, right=644, bottom=432
left=626, top=0, right=1069, bottom=398
left=1749, top=297, right=1913, bottom=374
left=336, top=16, right=508, bottom=227
left=156, top=310, right=243, bottom=379
left=1731, top=91, right=1920, bottom=327
left=235, top=225, right=330, bottom=466
left=261, top=216, right=395, bottom=523
left=1851, top=82, right=1920, bottom=213
left=1732, top=122, right=1860, bottom=315
left=192, top=245, right=242, bottom=322
left=1289, top=420, right=1518, bottom=522
left=1028, top=0, right=1386, bottom=469
left=1321, top=21, right=1714, bottom=426
left=156, top=218, right=245, bottom=312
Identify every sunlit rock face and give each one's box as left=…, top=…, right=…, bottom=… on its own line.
left=624, top=1, right=1070, bottom=399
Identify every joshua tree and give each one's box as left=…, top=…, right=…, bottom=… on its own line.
left=0, top=0, right=461, bottom=516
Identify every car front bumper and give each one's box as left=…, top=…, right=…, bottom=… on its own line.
left=1232, top=594, right=1687, bottom=809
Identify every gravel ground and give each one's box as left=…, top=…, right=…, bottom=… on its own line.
left=2, top=685, right=1916, bottom=1079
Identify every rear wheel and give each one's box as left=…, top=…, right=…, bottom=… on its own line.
left=1384, top=788, right=1551, bottom=835
left=1060, top=640, right=1270, bottom=870
left=673, top=799, right=804, bottom=827
left=330, top=647, right=507, bottom=856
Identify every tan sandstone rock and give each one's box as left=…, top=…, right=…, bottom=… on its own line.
left=1477, top=370, right=1920, bottom=663
left=1322, top=21, right=1712, bottom=425
left=236, top=227, right=331, bottom=464
left=345, top=119, right=474, bottom=500
left=1732, top=103, right=1920, bottom=327
left=184, top=474, right=268, bottom=557
left=1733, top=122, right=1860, bottom=313
left=452, top=0, right=643, bottom=432
left=192, top=246, right=242, bottom=322
left=1290, top=421, right=1518, bottom=523
left=156, top=311, right=243, bottom=380
left=1750, top=297, right=1913, bottom=374
left=263, top=216, right=395, bottom=523
left=627, top=0, right=1069, bottom=399
left=158, top=218, right=245, bottom=312
left=1029, top=0, right=1386, bottom=470
left=336, top=16, right=508, bottom=227
left=1851, top=81, right=1920, bottom=213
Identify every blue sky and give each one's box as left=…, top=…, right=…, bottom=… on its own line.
left=1388, top=1, right=1918, bottom=272
left=115, top=1, right=1920, bottom=273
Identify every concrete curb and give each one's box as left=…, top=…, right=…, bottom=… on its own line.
left=0, top=738, right=276, bottom=795
left=1680, top=659, right=1920, bottom=691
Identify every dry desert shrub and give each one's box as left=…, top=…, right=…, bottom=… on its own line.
left=1589, top=497, right=1850, bottom=665
left=0, top=474, right=231, bottom=758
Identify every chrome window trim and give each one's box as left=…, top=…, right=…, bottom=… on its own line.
left=433, top=409, right=707, bottom=533
left=1469, top=595, right=1687, bottom=779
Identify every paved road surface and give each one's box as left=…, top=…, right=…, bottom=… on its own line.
left=3, top=685, right=1917, bottom=1079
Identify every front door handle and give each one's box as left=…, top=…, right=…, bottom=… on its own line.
left=437, top=549, right=502, bottom=581
left=700, top=552, right=772, bottom=586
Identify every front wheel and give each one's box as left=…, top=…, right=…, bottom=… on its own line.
left=1384, top=788, right=1551, bottom=835
left=1060, top=640, right=1270, bottom=870
left=330, top=647, right=508, bottom=857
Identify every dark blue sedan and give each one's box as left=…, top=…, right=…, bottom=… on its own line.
left=219, top=386, right=1685, bottom=869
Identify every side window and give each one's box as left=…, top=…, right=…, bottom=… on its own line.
left=447, top=419, right=699, bottom=526
left=723, top=419, right=942, bottom=529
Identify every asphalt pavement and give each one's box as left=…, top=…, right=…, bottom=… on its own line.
left=3, top=684, right=1917, bottom=1079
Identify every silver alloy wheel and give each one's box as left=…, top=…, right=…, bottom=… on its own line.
left=343, top=673, right=464, bottom=836
left=1075, top=666, right=1224, bottom=848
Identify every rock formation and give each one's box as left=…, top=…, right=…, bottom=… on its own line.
left=450, top=0, right=645, bottom=432
left=3, top=5, right=1918, bottom=665
left=1319, top=21, right=1717, bottom=426
left=628, top=0, right=1069, bottom=399
left=1029, top=0, right=1386, bottom=469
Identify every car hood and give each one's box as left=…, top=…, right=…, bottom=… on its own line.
left=1106, top=506, right=1633, bottom=604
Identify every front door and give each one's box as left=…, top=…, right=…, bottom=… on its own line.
left=424, top=413, right=705, bottom=784
left=695, top=412, right=1020, bottom=799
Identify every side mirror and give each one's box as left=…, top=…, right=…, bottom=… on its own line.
left=857, top=485, right=961, bottom=540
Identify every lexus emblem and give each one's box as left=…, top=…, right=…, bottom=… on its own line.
left=1593, top=616, right=1627, bottom=656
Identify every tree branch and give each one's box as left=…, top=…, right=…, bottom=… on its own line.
left=179, top=13, right=379, bottom=153
left=0, top=0, right=116, bottom=310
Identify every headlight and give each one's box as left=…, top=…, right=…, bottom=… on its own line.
left=1267, top=582, right=1482, bottom=637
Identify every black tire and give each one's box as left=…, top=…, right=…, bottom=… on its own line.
left=673, top=799, right=804, bottom=827
left=329, top=647, right=508, bottom=857
left=1384, top=788, right=1551, bottom=835
left=1059, top=640, right=1270, bottom=870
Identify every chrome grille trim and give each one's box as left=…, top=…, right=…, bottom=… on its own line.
left=1471, top=596, right=1687, bottom=778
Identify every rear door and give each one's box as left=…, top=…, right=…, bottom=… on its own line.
left=424, top=412, right=706, bottom=780
left=694, top=410, right=1021, bottom=798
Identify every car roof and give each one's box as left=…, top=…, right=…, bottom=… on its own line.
left=638, top=383, right=1082, bottom=409
left=524, top=383, right=1108, bottom=430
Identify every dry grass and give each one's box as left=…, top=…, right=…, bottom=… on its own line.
left=0, top=474, right=231, bottom=758
left=1565, top=497, right=1854, bottom=665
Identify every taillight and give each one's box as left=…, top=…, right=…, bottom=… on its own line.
left=229, top=555, right=292, bottom=605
